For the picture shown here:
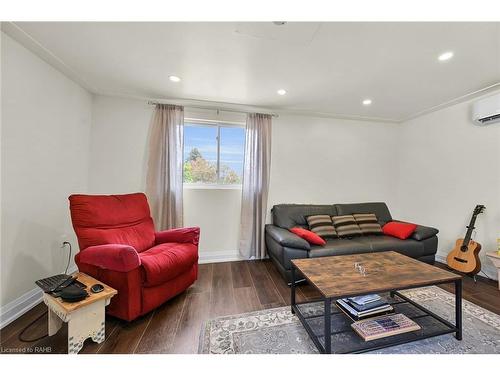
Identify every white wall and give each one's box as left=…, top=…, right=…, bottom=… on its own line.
left=397, top=92, right=500, bottom=278
left=88, top=96, right=151, bottom=194
left=183, top=188, right=242, bottom=260
left=268, top=115, right=400, bottom=215
left=1, top=33, right=92, bottom=306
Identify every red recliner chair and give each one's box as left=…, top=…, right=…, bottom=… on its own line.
left=68, top=192, right=199, bottom=321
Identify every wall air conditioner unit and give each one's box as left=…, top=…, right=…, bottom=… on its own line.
left=472, top=93, right=500, bottom=125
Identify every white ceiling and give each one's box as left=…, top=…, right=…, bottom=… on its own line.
left=3, top=22, right=500, bottom=121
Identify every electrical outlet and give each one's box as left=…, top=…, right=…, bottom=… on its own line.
left=59, top=234, right=68, bottom=248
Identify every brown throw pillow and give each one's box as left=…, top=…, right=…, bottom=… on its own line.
left=331, top=215, right=362, bottom=238
left=306, top=215, right=337, bottom=239
left=353, top=213, right=383, bottom=235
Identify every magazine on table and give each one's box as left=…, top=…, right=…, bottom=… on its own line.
left=351, top=313, right=421, bottom=341
left=336, top=298, right=394, bottom=321
left=348, top=294, right=381, bottom=305
left=348, top=298, right=389, bottom=312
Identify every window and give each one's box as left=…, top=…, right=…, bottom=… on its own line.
left=183, top=121, right=245, bottom=186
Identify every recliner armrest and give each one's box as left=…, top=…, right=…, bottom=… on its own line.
left=395, top=221, right=439, bottom=241
left=265, top=224, right=310, bottom=250
left=155, top=226, right=200, bottom=245
left=75, top=244, right=141, bottom=272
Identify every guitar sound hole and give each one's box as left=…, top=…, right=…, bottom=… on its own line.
left=460, top=246, right=468, bottom=252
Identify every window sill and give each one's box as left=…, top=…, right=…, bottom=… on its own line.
left=183, top=184, right=243, bottom=190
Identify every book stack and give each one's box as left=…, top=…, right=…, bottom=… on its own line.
left=351, top=313, right=421, bottom=341
left=336, top=294, right=393, bottom=321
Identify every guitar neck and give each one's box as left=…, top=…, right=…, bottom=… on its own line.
left=462, top=214, right=478, bottom=245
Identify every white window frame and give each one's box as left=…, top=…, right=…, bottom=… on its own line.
left=183, top=118, right=245, bottom=190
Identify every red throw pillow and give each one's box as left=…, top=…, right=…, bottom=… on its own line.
left=383, top=221, right=417, bottom=240
left=289, top=227, right=326, bottom=246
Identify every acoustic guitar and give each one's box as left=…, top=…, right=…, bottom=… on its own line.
left=446, top=204, right=485, bottom=274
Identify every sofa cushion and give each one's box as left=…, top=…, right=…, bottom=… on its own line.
left=332, top=215, right=363, bottom=238
left=139, top=242, right=198, bottom=287
left=354, top=235, right=424, bottom=258
left=353, top=213, right=383, bottom=235
left=271, top=204, right=336, bottom=229
left=290, top=227, right=326, bottom=246
left=383, top=221, right=417, bottom=240
left=334, top=202, right=392, bottom=226
left=306, top=215, right=337, bottom=238
left=308, top=239, right=371, bottom=258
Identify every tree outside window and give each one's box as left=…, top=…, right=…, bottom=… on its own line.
left=183, top=123, right=245, bottom=185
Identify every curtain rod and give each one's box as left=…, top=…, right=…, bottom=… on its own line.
left=147, top=101, right=279, bottom=118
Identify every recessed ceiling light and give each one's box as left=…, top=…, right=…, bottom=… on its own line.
left=362, top=99, right=372, bottom=106
left=277, top=89, right=287, bottom=96
left=438, top=51, right=454, bottom=62
left=169, top=75, right=181, bottom=82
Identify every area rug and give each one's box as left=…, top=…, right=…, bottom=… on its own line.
left=199, top=286, right=500, bottom=354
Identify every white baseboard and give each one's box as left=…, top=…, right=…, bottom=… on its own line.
left=435, top=254, right=498, bottom=280
left=198, top=250, right=244, bottom=264
left=0, top=266, right=78, bottom=329
left=0, top=287, right=43, bottom=329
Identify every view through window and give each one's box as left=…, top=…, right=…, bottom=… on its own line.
left=183, top=122, right=245, bottom=185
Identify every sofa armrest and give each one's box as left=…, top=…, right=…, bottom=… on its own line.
left=395, top=221, right=439, bottom=241
left=155, top=227, right=200, bottom=246
left=75, top=244, right=141, bottom=272
left=412, top=224, right=439, bottom=241
left=265, top=224, right=310, bottom=250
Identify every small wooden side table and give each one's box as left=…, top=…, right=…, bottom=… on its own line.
left=42, top=272, right=117, bottom=354
left=486, top=252, right=500, bottom=290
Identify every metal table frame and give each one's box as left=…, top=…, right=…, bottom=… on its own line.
left=290, top=264, right=462, bottom=354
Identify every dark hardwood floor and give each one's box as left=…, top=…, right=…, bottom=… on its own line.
left=1, top=260, right=498, bottom=354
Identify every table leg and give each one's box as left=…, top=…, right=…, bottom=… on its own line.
left=324, top=298, right=331, bottom=354
left=48, top=309, right=62, bottom=336
left=291, top=266, right=296, bottom=314
left=455, top=278, right=462, bottom=340
left=68, top=301, right=106, bottom=354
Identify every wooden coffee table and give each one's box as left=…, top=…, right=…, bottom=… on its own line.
left=42, top=272, right=117, bottom=354
left=291, top=251, right=462, bottom=354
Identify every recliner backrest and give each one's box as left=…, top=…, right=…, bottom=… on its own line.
left=69, top=192, right=155, bottom=252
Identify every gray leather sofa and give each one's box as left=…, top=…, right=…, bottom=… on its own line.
left=265, top=202, right=439, bottom=282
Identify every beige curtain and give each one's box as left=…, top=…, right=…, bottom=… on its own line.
left=145, top=104, right=184, bottom=230
left=239, top=113, right=272, bottom=259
